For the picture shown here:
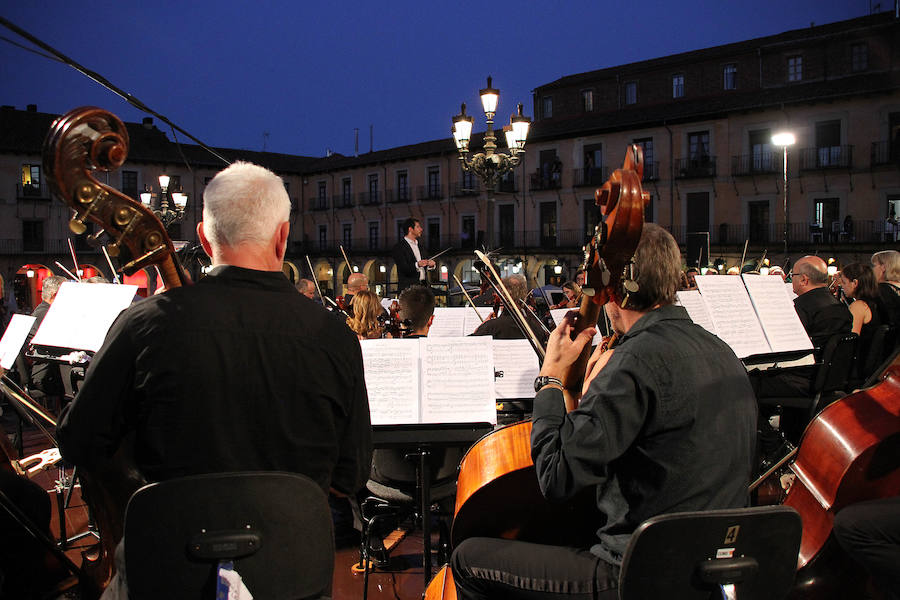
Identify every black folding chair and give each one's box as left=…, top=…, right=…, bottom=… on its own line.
left=619, top=506, right=802, bottom=600
left=124, top=471, right=334, bottom=600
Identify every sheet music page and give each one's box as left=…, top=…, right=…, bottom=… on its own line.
left=675, top=290, right=718, bottom=335
left=31, top=282, right=137, bottom=352
left=428, top=307, right=467, bottom=337
left=420, top=337, right=496, bottom=424
left=360, top=339, right=421, bottom=425
left=492, top=339, right=539, bottom=399
left=0, top=314, right=36, bottom=369
left=550, top=308, right=605, bottom=346
left=463, top=307, right=493, bottom=335
left=694, top=275, right=771, bottom=358
left=742, top=274, right=813, bottom=353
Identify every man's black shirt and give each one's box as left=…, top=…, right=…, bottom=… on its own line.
left=58, top=266, right=372, bottom=495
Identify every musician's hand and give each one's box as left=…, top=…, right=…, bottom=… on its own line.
left=539, top=312, right=596, bottom=386
left=582, top=348, right=614, bottom=396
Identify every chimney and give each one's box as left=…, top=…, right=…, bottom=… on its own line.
left=142, top=117, right=154, bottom=129
left=26, top=104, right=37, bottom=112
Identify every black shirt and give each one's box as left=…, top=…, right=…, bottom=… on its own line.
left=794, top=286, right=853, bottom=352
left=470, top=309, right=550, bottom=347
left=58, top=266, right=373, bottom=495
left=531, top=305, right=757, bottom=564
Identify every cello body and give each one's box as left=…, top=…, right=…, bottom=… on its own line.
left=783, top=352, right=900, bottom=598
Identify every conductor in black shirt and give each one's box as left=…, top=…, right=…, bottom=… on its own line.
left=58, top=161, right=373, bottom=599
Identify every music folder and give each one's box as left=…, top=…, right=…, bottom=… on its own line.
left=0, top=314, right=37, bottom=370
left=30, top=281, right=138, bottom=353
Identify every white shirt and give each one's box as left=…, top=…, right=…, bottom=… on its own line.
left=404, top=235, right=425, bottom=281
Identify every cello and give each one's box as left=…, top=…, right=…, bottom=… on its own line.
left=43, top=106, right=191, bottom=596
left=425, top=146, right=648, bottom=599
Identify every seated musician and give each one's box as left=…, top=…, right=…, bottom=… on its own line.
left=836, top=263, right=884, bottom=378
left=398, top=284, right=435, bottom=338
left=57, top=162, right=373, bottom=599
left=470, top=274, right=549, bottom=346
left=295, top=278, right=317, bottom=300
left=551, top=280, right=582, bottom=309
left=451, top=223, right=757, bottom=600
left=872, top=249, right=900, bottom=329
left=19, top=275, right=68, bottom=402
left=346, top=289, right=389, bottom=339
left=833, top=495, right=900, bottom=600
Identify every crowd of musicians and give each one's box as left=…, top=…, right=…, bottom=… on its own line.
left=1, top=160, right=898, bottom=599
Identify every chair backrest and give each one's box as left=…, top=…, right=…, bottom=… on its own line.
left=124, top=471, right=334, bottom=600
left=619, top=505, right=802, bottom=600
left=859, top=324, right=892, bottom=383
left=812, top=332, right=858, bottom=394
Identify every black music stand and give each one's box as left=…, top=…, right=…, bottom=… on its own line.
left=368, top=422, right=493, bottom=590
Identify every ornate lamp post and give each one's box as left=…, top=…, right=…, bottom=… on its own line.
left=452, top=76, right=531, bottom=249
left=772, top=132, right=795, bottom=256
left=140, top=173, right=188, bottom=228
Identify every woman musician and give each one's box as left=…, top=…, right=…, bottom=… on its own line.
left=449, top=224, right=758, bottom=600
left=550, top=281, right=582, bottom=310
left=345, top=290, right=391, bottom=339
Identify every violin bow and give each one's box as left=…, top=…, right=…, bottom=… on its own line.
left=339, top=245, right=354, bottom=277
left=453, top=274, right=484, bottom=323
left=54, top=261, right=79, bottom=281
left=67, top=238, right=82, bottom=281
left=475, top=250, right=546, bottom=361
left=102, top=246, right=122, bottom=283
left=304, top=254, right=338, bottom=309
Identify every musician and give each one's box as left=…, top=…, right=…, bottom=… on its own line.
left=296, top=278, right=316, bottom=300
left=391, top=217, right=434, bottom=292
left=833, top=495, right=900, bottom=600
left=872, top=250, right=900, bottom=329
left=398, top=284, right=435, bottom=338
left=451, top=224, right=757, bottom=600
left=346, top=290, right=388, bottom=339
left=684, top=266, right=700, bottom=289
left=21, top=275, right=67, bottom=399
left=551, top=280, right=582, bottom=309
left=470, top=274, right=549, bottom=346
left=57, top=162, right=373, bottom=599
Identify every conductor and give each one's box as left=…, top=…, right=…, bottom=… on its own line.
left=391, top=217, right=434, bottom=292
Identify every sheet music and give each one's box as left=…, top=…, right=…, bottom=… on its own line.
left=694, top=275, right=771, bottom=358
left=550, top=308, right=605, bottom=346
left=420, top=337, right=496, bottom=424
left=428, top=307, right=467, bottom=337
left=675, top=290, right=718, bottom=335
left=463, top=307, right=493, bottom=335
left=360, top=339, right=421, bottom=425
left=0, top=314, right=36, bottom=369
left=742, top=275, right=813, bottom=353
left=492, top=339, right=539, bottom=399
left=31, top=282, right=137, bottom=352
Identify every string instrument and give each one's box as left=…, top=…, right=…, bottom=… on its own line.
left=760, top=352, right=900, bottom=598
left=377, top=299, right=409, bottom=338
left=43, top=106, right=191, bottom=596
left=425, top=146, right=648, bottom=599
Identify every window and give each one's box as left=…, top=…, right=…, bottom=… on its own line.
left=583, top=198, right=601, bottom=240
left=21, top=164, right=41, bottom=196
left=582, top=90, right=593, bottom=112
left=540, top=202, right=557, bottom=247
left=688, top=131, right=710, bottom=161
left=461, top=169, right=476, bottom=192
left=317, top=181, right=327, bottom=208
left=748, top=129, right=773, bottom=171
left=426, top=217, right=440, bottom=252
left=851, top=43, right=868, bottom=72
left=787, top=56, right=802, bottom=82
left=624, top=82, right=637, bottom=105
left=542, top=96, right=553, bottom=119
left=342, top=223, right=352, bottom=249
left=121, top=171, right=138, bottom=199
left=426, top=167, right=440, bottom=198
left=461, top=215, right=476, bottom=248
left=22, top=220, right=44, bottom=252
left=368, top=222, right=379, bottom=250
left=499, top=205, right=515, bottom=248
left=633, top=137, right=654, bottom=178
left=813, top=198, right=839, bottom=230
left=672, top=74, right=684, bottom=98
left=816, top=120, right=842, bottom=167
left=723, top=64, right=736, bottom=90
left=644, top=193, right=654, bottom=223
left=342, top=177, right=352, bottom=203
left=318, top=225, right=327, bottom=251
left=367, top=173, right=379, bottom=203
left=582, top=143, right=603, bottom=186
left=396, top=170, right=409, bottom=201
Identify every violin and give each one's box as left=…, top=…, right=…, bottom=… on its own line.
left=378, top=299, right=409, bottom=338
left=43, top=107, right=191, bottom=596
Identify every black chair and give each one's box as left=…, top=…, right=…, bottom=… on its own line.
left=619, top=505, right=802, bottom=600
left=852, top=324, right=892, bottom=388
left=124, top=471, right=334, bottom=600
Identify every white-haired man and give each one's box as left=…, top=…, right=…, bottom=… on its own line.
left=59, top=162, right=372, bottom=598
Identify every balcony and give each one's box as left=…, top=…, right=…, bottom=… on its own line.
left=529, top=173, right=562, bottom=191
left=16, top=183, right=51, bottom=200
left=310, top=197, right=329, bottom=211
left=452, top=181, right=481, bottom=197
left=386, top=188, right=411, bottom=204
left=642, top=161, right=659, bottom=182
left=731, top=153, right=779, bottom=176
left=496, top=178, right=518, bottom=193
left=676, top=156, right=717, bottom=179
left=799, top=146, right=853, bottom=170
left=871, top=141, right=899, bottom=167
left=334, top=194, right=354, bottom=209
left=416, top=184, right=444, bottom=201
left=573, top=167, right=608, bottom=188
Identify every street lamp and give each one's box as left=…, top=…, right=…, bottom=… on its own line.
left=140, top=173, right=188, bottom=228
left=452, top=76, right=531, bottom=248
left=771, top=132, right=796, bottom=256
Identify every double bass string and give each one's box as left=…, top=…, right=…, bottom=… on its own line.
left=0, top=16, right=231, bottom=168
